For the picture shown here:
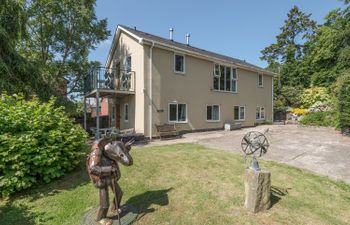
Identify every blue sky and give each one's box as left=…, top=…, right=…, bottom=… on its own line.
left=89, top=0, right=344, bottom=68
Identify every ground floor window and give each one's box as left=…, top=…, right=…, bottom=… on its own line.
left=234, top=106, right=245, bottom=120
left=169, top=103, right=187, bottom=122
left=124, top=103, right=128, bottom=122
left=256, top=107, right=265, bottom=120
left=207, top=105, right=220, bottom=121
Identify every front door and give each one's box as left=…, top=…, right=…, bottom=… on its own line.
left=115, top=103, right=121, bottom=129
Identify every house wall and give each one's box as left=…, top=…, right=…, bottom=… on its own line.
left=145, top=47, right=273, bottom=136
left=108, top=32, right=145, bottom=133
left=118, top=95, right=135, bottom=130
left=143, top=45, right=152, bottom=137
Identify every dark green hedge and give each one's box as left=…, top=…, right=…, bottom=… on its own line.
left=338, top=73, right=350, bottom=132
left=299, top=111, right=338, bottom=127
left=0, top=94, right=88, bottom=196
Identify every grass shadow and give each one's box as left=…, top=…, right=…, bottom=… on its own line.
left=9, top=160, right=90, bottom=202
left=0, top=159, right=90, bottom=225
left=270, top=185, right=289, bottom=208
left=124, top=188, right=173, bottom=220
left=0, top=202, right=50, bottom=225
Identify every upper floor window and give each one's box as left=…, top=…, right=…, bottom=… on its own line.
left=213, top=64, right=220, bottom=90
left=207, top=105, right=220, bottom=121
left=126, top=56, right=132, bottom=72
left=256, top=107, right=265, bottom=120
left=169, top=103, right=187, bottom=123
left=213, top=64, right=237, bottom=92
left=234, top=106, right=245, bottom=120
left=232, top=69, right=237, bottom=92
left=258, top=74, right=263, bottom=87
left=174, top=54, right=185, bottom=73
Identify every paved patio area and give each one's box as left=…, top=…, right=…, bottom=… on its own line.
left=142, top=125, right=350, bottom=183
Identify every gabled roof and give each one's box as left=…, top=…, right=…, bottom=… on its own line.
left=107, top=24, right=276, bottom=76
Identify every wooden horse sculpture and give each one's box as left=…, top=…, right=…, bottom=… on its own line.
left=87, top=137, right=134, bottom=225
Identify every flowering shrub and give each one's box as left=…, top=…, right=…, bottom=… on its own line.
left=300, top=87, right=331, bottom=109
left=308, top=101, right=331, bottom=112
left=291, top=108, right=307, bottom=116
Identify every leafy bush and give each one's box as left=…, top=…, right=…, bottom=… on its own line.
left=299, top=111, right=338, bottom=127
left=291, top=108, right=307, bottom=116
left=337, top=72, right=350, bottom=132
left=300, top=87, right=331, bottom=109
left=0, top=94, right=88, bottom=196
left=279, top=85, right=303, bottom=107
left=55, top=96, right=85, bottom=117
left=264, top=119, right=273, bottom=125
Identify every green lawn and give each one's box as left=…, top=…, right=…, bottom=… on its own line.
left=1, top=144, right=350, bottom=225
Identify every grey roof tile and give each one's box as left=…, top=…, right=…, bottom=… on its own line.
left=119, top=25, right=272, bottom=74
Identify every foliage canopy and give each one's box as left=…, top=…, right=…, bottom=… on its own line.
left=0, top=0, right=110, bottom=100
left=0, top=0, right=50, bottom=99
left=261, top=6, right=317, bottom=87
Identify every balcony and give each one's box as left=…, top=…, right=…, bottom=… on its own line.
left=84, top=67, right=135, bottom=97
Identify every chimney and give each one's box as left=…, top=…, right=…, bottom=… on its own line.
left=169, top=28, right=174, bottom=41
left=186, top=33, right=190, bottom=46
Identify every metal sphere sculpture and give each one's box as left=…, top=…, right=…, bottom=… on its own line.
left=241, top=129, right=270, bottom=171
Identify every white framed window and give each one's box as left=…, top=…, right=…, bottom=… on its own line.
left=220, top=65, right=225, bottom=91
left=124, top=103, right=129, bottom=122
left=232, top=68, right=237, bottom=92
left=174, top=54, right=185, bottom=74
left=213, top=64, right=220, bottom=90
left=234, top=106, right=245, bottom=121
left=258, top=74, right=263, bottom=87
left=207, top=105, right=220, bottom=121
left=213, top=64, right=237, bottom=93
left=256, top=106, right=265, bottom=120
left=126, top=55, right=132, bottom=72
left=169, top=103, right=187, bottom=123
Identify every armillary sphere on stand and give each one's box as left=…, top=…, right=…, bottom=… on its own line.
left=241, top=130, right=270, bottom=171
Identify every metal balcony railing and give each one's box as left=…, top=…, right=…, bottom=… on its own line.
left=84, top=67, right=135, bottom=94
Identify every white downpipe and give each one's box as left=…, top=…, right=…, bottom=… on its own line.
left=149, top=42, right=154, bottom=140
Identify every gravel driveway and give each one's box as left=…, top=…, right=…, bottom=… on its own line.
left=145, top=125, right=350, bottom=183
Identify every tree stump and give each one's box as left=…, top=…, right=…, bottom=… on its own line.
left=244, top=169, right=271, bottom=213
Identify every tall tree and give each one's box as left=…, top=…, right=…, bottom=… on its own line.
left=0, top=0, right=49, bottom=98
left=261, top=6, right=317, bottom=87
left=304, top=1, right=350, bottom=86
left=22, top=0, right=110, bottom=96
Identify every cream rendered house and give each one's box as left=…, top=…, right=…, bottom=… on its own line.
left=84, top=25, right=275, bottom=138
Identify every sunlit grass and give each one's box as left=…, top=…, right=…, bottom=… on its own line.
left=1, top=144, right=349, bottom=225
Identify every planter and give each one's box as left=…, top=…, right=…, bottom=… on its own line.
left=225, top=123, right=242, bottom=131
